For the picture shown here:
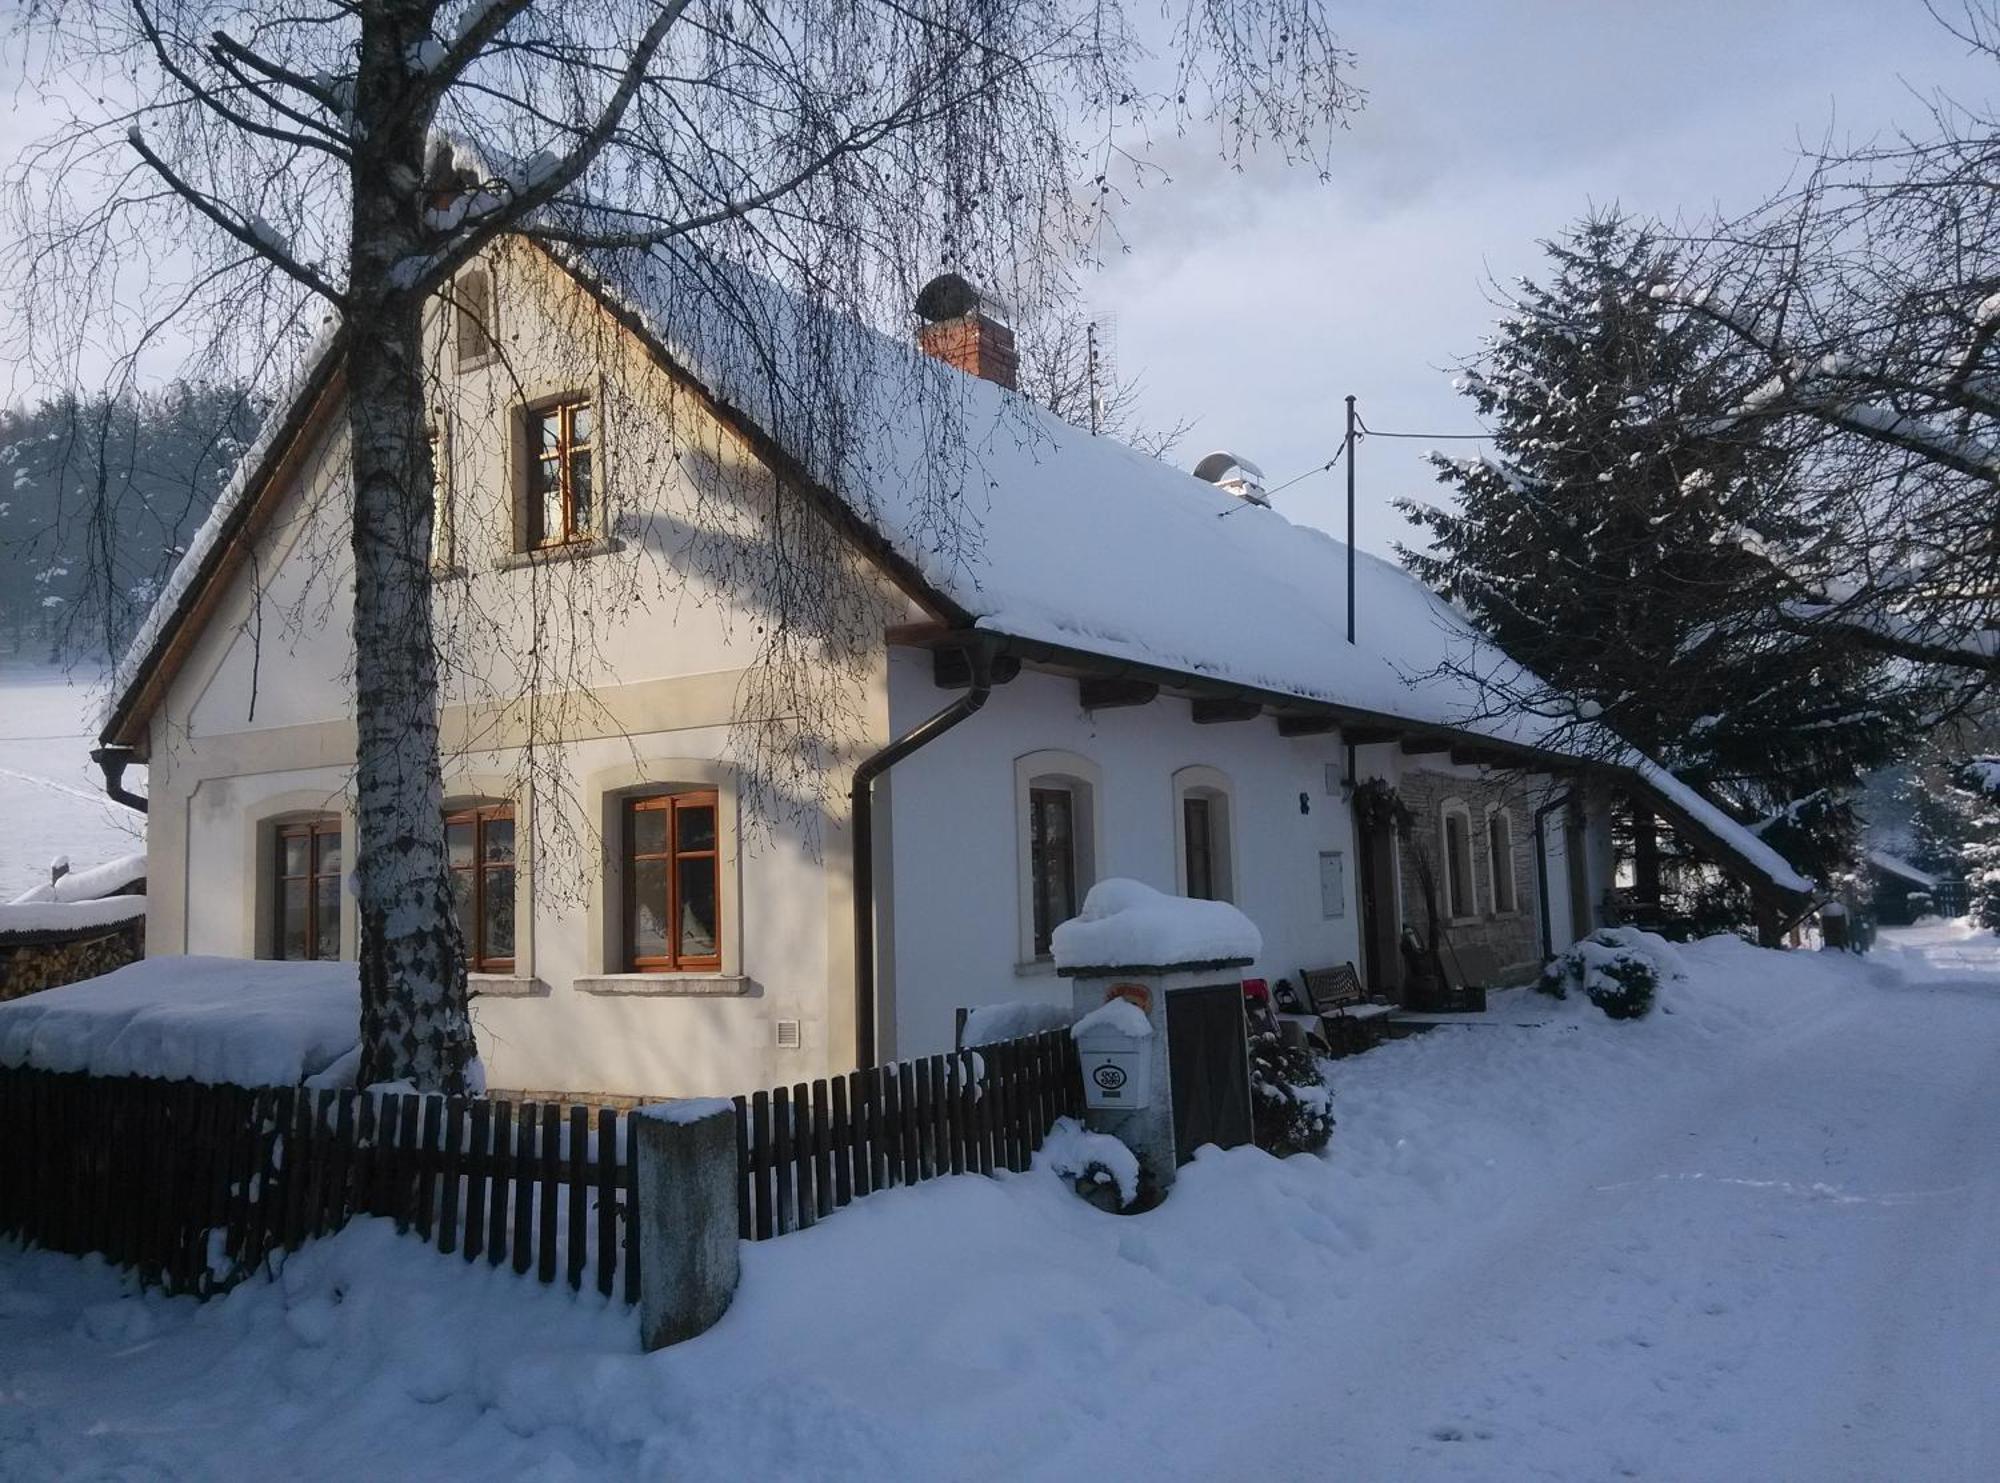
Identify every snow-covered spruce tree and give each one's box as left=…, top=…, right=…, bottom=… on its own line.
left=9, top=1, right=1354, bottom=1092
left=1951, top=760, right=2000, bottom=930
left=1398, top=212, right=1911, bottom=896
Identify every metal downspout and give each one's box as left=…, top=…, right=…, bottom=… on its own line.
left=90, top=745, right=148, bottom=815
left=851, top=637, right=995, bottom=1068
left=1534, top=789, right=1573, bottom=963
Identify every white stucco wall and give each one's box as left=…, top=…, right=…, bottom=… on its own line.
left=878, top=655, right=1364, bottom=1061
left=140, top=243, right=904, bottom=1098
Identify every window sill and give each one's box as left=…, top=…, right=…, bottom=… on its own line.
left=468, top=973, right=543, bottom=998
left=1012, top=958, right=1059, bottom=979
left=496, top=536, right=620, bottom=571
left=576, top=973, right=748, bottom=998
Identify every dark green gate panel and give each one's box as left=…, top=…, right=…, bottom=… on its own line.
left=1166, top=983, right=1252, bottom=1163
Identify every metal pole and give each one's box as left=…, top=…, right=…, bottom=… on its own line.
left=1345, top=394, right=1357, bottom=645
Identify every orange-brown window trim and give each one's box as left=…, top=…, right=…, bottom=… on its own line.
left=624, top=789, right=722, bottom=973
left=524, top=396, right=594, bottom=549
left=275, top=817, right=342, bottom=962
left=446, top=803, right=516, bottom=973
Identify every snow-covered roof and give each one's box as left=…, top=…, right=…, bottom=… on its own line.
left=1866, top=850, right=1939, bottom=889
left=8, top=850, right=147, bottom=906
left=100, top=234, right=1814, bottom=900
left=0, top=956, right=356, bottom=1085
left=0, top=894, right=146, bottom=947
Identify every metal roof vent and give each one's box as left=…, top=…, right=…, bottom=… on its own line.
left=1192, top=450, right=1269, bottom=506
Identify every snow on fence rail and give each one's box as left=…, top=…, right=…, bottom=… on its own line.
left=0, top=1030, right=1080, bottom=1299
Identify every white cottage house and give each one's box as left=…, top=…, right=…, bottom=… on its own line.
left=91, top=237, right=1811, bottom=1099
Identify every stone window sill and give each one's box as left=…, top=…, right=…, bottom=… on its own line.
left=576, top=973, right=748, bottom=998
left=468, top=974, right=543, bottom=998
left=1012, top=958, right=1058, bottom=979
left=495, top=535, right=621, bottom=572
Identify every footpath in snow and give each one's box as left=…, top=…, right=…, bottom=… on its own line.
left=2, top=924, right=1996, bottom=1480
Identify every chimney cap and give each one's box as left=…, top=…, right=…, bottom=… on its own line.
left=1192, top=450, right=1270, bottom=506
left=916, top=271, right=985, bottom=323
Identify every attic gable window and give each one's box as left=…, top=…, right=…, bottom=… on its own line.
left=523, top=396, right=595, bottom=549
left=453, top=265, right=497, bottom=369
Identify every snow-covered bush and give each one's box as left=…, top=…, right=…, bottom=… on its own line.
left=1248, top=1027, right=1333, bottom=1156
left=1538, top=927, right=1687, bottom=1021
left=1040, top=1116, right=1149, bottom=1211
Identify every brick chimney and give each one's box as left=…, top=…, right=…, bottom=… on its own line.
left=915, top=273, right=1019, bottom=391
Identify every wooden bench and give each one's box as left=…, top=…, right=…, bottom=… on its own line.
left=1292, top=962, right=1394, bottom=1055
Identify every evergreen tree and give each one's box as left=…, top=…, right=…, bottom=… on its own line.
left=1951, top=760, right=2000, bottom=931
left=0, top=383, right=263, bottom=662
left=1398, top=212, right=1912, bottom=893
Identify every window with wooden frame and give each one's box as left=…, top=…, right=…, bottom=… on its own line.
left=1029, top=784, right=1079, bottom=956
left=453, top=265, right=497, bottom=369
left=1442, top=805, right=1476, bottom=921
left=446, top=803, right=515, bottom=972
left=275, top=817, right=342, bottom=961
left=1488, top=809, right=1517, bottom=914
left=426, top=424, right=452, bottom=569
left=523, top=396, right=594, bottom=549
left=624, top=790, right=721, bottom=972
left=1175, top=769, right=1234, bottom=904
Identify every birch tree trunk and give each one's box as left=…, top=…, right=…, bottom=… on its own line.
left=345, top=8, right=474, bottom=1093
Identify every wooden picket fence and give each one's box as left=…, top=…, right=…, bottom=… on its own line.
left=734, top=1029, right=1081, bottom=1239
left=0, top=1029, right=1081, bottom=1298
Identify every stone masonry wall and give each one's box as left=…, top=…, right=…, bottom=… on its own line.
left=1396, top=768, right=1543, bottom=988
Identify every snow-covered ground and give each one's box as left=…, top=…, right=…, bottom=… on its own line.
left=3, top=926, right=1995, bottom=1480
left=0, top=661, right=142, bottom=902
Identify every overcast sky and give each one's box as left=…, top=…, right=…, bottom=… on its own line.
left=1095, top=0, right=1996, bottom=555
left=1, top=2, right=1992, bottom=560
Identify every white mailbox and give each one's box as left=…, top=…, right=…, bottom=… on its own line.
left=1072, top=997, right=1155, bottom=1111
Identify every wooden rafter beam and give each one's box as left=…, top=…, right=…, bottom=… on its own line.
left=1191, top=697, right=1262, bottom=725
left=1275, top=714, right=1339, bottom=738
left=1079, top=676, right=1158, bottom=711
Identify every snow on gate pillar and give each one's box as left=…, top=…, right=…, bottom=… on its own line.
left=633, top=1099, right=740, bottom=1350
left=1053, top=880, right=1262, bottom=1204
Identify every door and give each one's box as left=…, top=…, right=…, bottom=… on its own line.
left=1166, top=983, right=1253, bottom=1163
left=1355, top=815, right=1402, bottom=1002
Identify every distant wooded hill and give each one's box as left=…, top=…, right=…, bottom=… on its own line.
left=0, top=384, right=265, bottom=663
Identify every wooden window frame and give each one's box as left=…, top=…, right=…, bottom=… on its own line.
left=1029, top=784, right=1079, bottom=958
left=624, top=789, right=722, bottom=973
left=274, top=817, right=341, bottom=962
left=522, top=395, right=595, bottom=549
left=446, top=803, right=516, bottom=973
left=1442, top=805, right=1476, bottom=922
left=1488, top=809, right=1517, bottom=915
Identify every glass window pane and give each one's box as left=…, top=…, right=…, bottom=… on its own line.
left=315, top=829, right=341, bottom=877
left=678, top=856, right=718, bottom=961
left=534, top=411, right=559, bottom=454
left=630, top=804, right=668, bottom=858
left=631, top=859, right=670, bottom=960
left=482, top=815, right=514, bottom=865
left=1185, top=797, right=1213, bottom=900
left=314, top=876, right=340, bottom=961
left=540, top=483, right=564, bottom=546
left=447, top=819, right=475, bottom=869
left=569, top=402, right=592, bottom=447
left=450, top=867, right=476, bottom=955
left=483, top=865, right=515, bottom=961
left=676, top=803, right=715, bottom=853
left=569, top=452, right=592, bottom=533
left=282, top=834, right=308, bottom=878
left=281, top=878, right=308, bottom=959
